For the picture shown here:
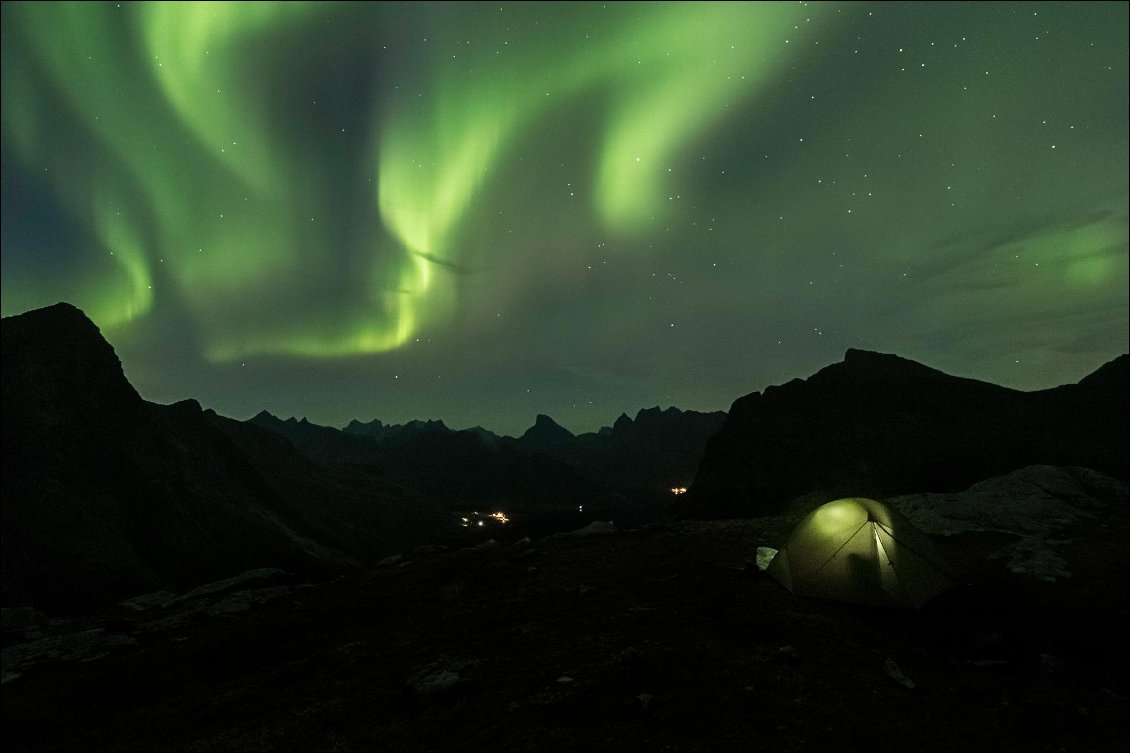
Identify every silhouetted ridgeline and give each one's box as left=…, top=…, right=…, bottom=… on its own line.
left=250, top=410, right=627, bottom=521
left=683, top=348, right=1129, bottom=519
left=6, top=303, right=1124, bottom=615
left=1, top=303, right=448, bottom=614
left=250, top=404, right=725, bottom=519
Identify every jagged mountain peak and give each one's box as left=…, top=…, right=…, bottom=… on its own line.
left=345, top=418, right=384, bottom=431
left=1, top=301, right=144, bottom=417
left=518, top=414, right=574, bottom=448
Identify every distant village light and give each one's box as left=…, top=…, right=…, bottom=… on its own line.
left=458, top=511, right=510, bottom=527
left=670, top=486, right=688, bottom=495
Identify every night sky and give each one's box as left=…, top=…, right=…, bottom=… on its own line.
left=2, top=2, right=1127, bottom=436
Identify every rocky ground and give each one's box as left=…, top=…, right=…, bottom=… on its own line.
left=2, top=468, right=1127, bottom=752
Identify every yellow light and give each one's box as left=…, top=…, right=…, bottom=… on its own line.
left=813, top=498, right=867, bottom=533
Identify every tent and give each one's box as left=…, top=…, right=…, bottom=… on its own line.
left=767, top=497, right=956, bottom=608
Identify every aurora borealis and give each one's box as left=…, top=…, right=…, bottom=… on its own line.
left=2, top=2, right=1127, bottom=435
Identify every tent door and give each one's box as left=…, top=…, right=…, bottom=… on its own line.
left=873, top=525, right=902, bottom=602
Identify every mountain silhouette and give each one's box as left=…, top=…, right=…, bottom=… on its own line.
left=516, top=414, right=575, bottom=451
left=342, top=417, right=455, bottom=445
left=1, top=304, right=448, bottom=613
left=683, top=348, right=1129, bottom=518
left=11, top=304, right=1120, bottom=614
left=247, top=412, right=625, bottom=528
left=252, top=409, right=725, bottom=525
left=517, top=406, right=727, bottom=492
left=249, top=411, right=383, bottom=464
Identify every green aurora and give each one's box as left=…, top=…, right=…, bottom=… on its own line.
left=2, top=1, right=1127, bottom=434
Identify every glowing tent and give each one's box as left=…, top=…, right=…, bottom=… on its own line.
left=767, top=497, right=956, bottom=608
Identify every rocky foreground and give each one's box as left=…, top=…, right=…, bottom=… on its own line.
left=2, top=467, right=1127, bottom=752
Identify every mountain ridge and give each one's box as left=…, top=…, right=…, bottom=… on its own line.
left=5, top=303, right=1125, bottom=612
left=1, top=304, right=449, bottom=613
left=683, top=348, right=1129, bottom=518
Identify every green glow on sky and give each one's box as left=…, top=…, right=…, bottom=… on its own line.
left=374, top=1, right=815, bottom=343
left=10, top=2, right=818, bottom=359
left=379, top=3, right=812, bottom=251
left=2, top=1, right=1126, bottom=434
left=95, top=198, right=153, bottom=327
left=140, top=1, right=324, bottom=195
left=592, top=4, right=810, bottom=232
left=141, top=1, right=325, bottom=193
